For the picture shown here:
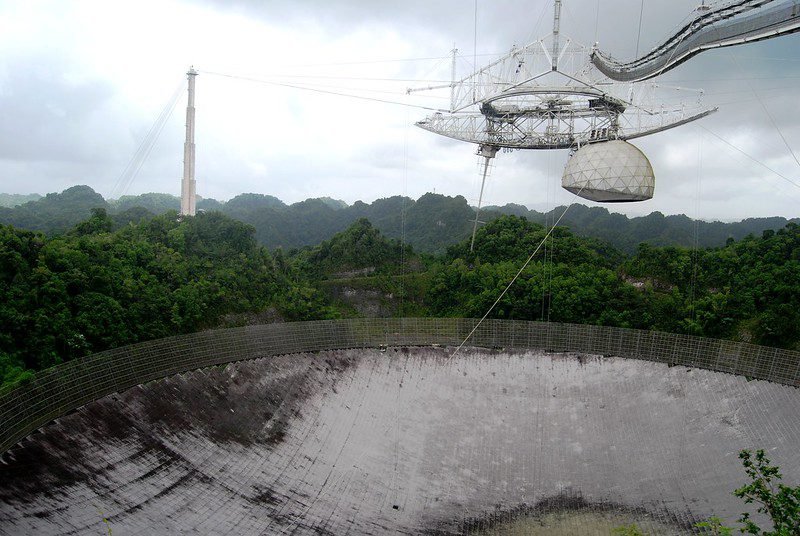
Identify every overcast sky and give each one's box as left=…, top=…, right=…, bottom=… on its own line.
left=1, top=0, right=799, bottom=221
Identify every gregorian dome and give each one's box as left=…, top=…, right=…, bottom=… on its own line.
left=562, top=140, right=655, bottom=202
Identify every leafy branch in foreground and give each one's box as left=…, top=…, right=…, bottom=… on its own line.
left=734, top=449, right=800, bottom=535
left=695, top=516, right=733, bottom=535
left=696, top=449, right=799, bottom=535
left=611, top=524, right=644, bottom=535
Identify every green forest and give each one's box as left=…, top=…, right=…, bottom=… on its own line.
left=1, top=201, right=798, bottom=388
left=0, top=209, right=332, bottom=387
left=2, top=185, right=797, bottom=253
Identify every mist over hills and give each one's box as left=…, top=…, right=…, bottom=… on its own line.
left=0, top=193, right=41, bottom=208
left=0, top=185, right=797, bottom=254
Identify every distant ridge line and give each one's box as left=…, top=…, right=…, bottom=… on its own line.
left=0, top=185, right=797, bottom=254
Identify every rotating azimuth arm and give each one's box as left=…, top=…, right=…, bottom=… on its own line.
left=591, top=0, right=800, bottom=82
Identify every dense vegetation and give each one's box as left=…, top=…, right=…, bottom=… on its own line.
left=490, top=202, right=796, bottom=254
left=0, top=186, right=108, bottom=235
left=293, top=218, right=413, bottom=278
left=427, top=217, right=632, bottom=324
left=208, top=212, right=800, bottom=352
left=2, top=186, right=796, bottom=254
left=0, top=209, right=333, bottom=386
left=423, top=217, right=800, bottom=349
left=1, top=192, right=798, bottom=388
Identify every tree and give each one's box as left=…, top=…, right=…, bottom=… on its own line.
left=299, top=218, right=413, bottom=278
left=0, top=211, right=312, bottom=388
left=734, top=449, right=800, bottom=535
left=696, top=517, right=734, bottom=535
left=72, top=208, right=114, bottom=236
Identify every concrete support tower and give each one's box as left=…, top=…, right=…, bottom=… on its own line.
left=181, top=67, right=198, bottom=216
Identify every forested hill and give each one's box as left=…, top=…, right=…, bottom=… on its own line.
left=1, top=185, right=797, bottom=254
left=0, top=209, right=335, bottom=387
left=3, top=211, right=798, bottom=389
left=0, top=186, right=108, bottom=235
left=428, top=217, right=800, bottom=350
left=0, top=193, right=41, bottom=208
left=489, top=203, right=796, bottom=253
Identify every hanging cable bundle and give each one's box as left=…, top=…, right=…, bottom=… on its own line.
left=109, top=80, right=186, bottom=199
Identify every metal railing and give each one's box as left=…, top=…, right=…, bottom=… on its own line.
left=2, top=318, right=798, bottom=454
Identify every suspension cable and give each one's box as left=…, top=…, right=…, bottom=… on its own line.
left=110, top=79, right=185, bottom=199
left=635, top=0, right=645, bottom=57
left=594, top=0, right=601, bottom=44
left=698, top=125, right=800, bottom=193
left=729, top=51, right=800, bottom=172
left=473, top=0, right=479, bottom=72
left=400, top=96, right=410, bottom=317
left=449, top=184, right=585, bottom=359
left=689, top=130, right=704, bottom=332
left=201, top=70, right=449, bottom=113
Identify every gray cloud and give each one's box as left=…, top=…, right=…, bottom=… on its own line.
left=0, top=0, right=798, bottom=222
left=0, top=54, right=118, bottom=163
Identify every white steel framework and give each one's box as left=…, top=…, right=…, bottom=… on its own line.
left=411, top=10, right=716, bottom=151
left=410, top=0, right=718, bottom=213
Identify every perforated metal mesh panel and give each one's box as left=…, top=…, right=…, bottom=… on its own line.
left=1, top=320, right=799, bottom=535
